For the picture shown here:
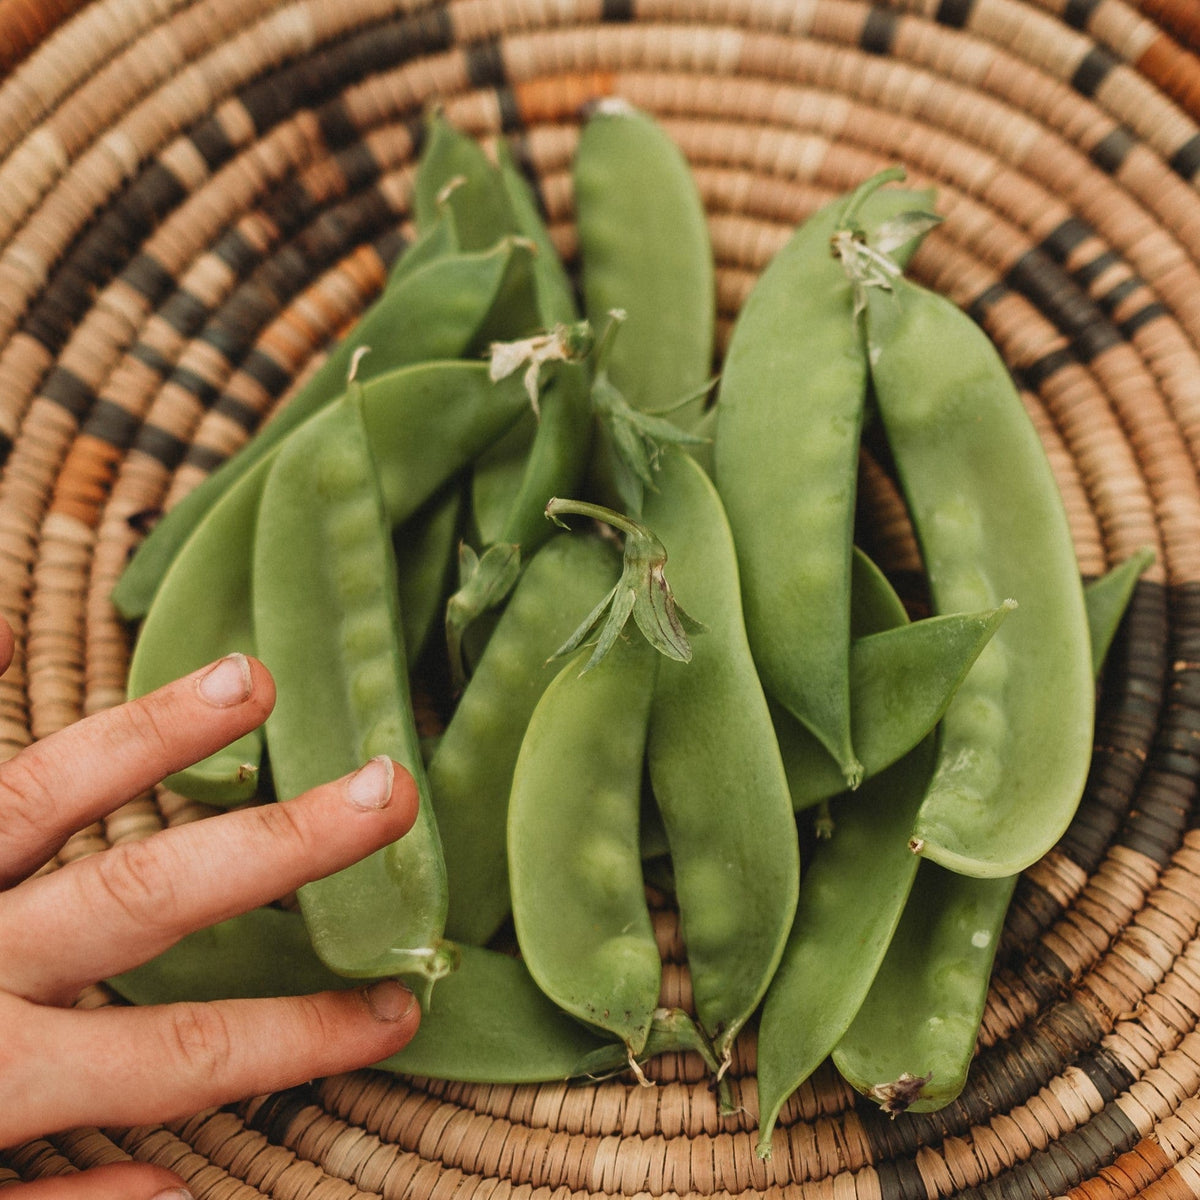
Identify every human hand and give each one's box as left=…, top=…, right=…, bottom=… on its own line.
left=0, top=623, right=423, bottom=1199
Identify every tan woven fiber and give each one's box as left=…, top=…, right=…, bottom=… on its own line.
left=3, top=1, right=1200, bottom=1198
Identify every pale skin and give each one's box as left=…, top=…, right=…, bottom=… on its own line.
left=0, top=620, right=424, bottom=1200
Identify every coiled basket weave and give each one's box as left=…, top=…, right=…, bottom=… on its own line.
left=2, top=0, right=1200, bottom=1196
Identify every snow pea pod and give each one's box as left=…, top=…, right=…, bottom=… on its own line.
left=113, top=237, right=539, bottom=619
left=412, top=110, right=517, bottom=252
left=827, top=548, right=1154, bottom=1117
left=253, top=393, right=452, bottom=985
left=429, top=531, right=621, bottom=947
left=863, top=275, right=1094, bottom=877
left=773, top=600, right=1014, bottom=810
left=508, top=635, right=662, bottom=1059
left=642, top=448, right=799, bottom=1071
left=756, top=739, right=937, bottom=1153
left=108, top=907, right=620, bottom=1083
left=714, top=175, right=937, bottom=788
left=126, top=359, right=534, bottom=804
left=574, top=99, right=714, bottom=434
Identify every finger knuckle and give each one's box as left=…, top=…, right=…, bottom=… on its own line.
left=92, top=837, right=180, bottom=932
left=164, top=1001, right=236, bottom=1077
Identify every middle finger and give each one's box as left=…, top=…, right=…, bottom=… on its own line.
left=0, top=756, right=418, bottom=1005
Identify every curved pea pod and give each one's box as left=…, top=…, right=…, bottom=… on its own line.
left=112, top=237, right=539, bottom=619
left=108, top=907, right=622, bottom=1084
left=126, top=360, right=535, bottom=803
left=754, top=739, right=936, bottom=1155
left=773, top=600, right=1015, bottom=811
left=827, top=547, right=1151, bottom=1118
left=253, top=394, right=452, bottom=984
left=714, top=175, right=937, bottom=788
left=508, top=636, right=662, bottom=1058
left=641, top=449, right=800, bottom=1069
left=864, top=276, right=1094, bottom=877
left=429, top=532, right=621, bottom=947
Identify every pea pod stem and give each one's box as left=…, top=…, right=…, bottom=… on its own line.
left=544, top=496, right=700, bottom=669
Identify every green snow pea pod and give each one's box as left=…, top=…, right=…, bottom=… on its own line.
left=113, top=237, right=539, bottom=619
left=714, top=173, right=938, bottom=788
left=574, top=99, right=714, bottom=432
left=573, top=100, right=716, bottom=513
left=252, top=392, right=452, bottom=985
left=862, top=274, right=1094, bottom=877
left=126, top=359, right=535, bottom=803
left=508, top=635, right=663, bottom=1060
left=429, top=531, right=621, bottom=947
left=109, top=907, right=713, bottom=1084
left=754, top=552, right=932, bottom=1155
left=831, top=864, right=1016, bottom=1115
left=641, top=448, right=799, bottom=1071
left=412, top=111, right=517, bottom=252
left=1085, top=545, right=1155, bottom=671
left=773, top=599, right=1014, bottom=811
left=827, top=547, right=1155, bottom=1117
left=755, top=739, right=937, bottom=1153
left=393, top=482, right=464, bottom=670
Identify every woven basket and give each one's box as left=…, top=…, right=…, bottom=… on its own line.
left=2, top=0, right=1200, bottom=1196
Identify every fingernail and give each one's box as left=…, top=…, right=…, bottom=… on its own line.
left=346, top=755, right=394, bottom=810
left=364, top=978, right=417, bottom=1023
left=150, top=1189, right=195, bottom=1200
left=197, top=653, right=252, bottom=707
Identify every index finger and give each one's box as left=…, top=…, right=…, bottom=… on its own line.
left=0, top=653, right=274, bottom=889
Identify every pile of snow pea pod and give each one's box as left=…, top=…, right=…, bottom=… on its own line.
left=109, top=102, right=1154, bottom=1150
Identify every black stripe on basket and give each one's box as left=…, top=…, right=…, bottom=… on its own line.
left=122, top=254, right=177, bottom=306
left=861, top=8, right=898, bottom=55
left=41, top=366, right=95, bottom=421
left=1090, top=127, right=1136, bottom=174
left=133, top=424, right=191, bottom=472
left=1071, top=45, right=1121, bottom=98
left=935, top=0, right=975, bottom=28
left=212, top=228, right=266, bottom=279
left=1064, top=0, right=1102, bottom=30
left=83, top=398, right=144, bottom=449
left=1169, top=133, right=1200, bottom=180
left=603, top=0, right=635, bottom=20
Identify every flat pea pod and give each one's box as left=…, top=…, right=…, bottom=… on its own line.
left=126, top=359, right=534, bottom=804
left=714, top=176, right=937, bottom=788
left=864, top=275, right=1094, bottom=877
left=253, top=392, right=452, bottom=984
left=112, top=237, right=538, bottom=619
left=831, top=865, right=1016, bottom=1115
left=755, top=739, right=936, bottom=1154
left=107, top=907, right=623, bottom=1083
left=773, top=599, right=1014, bottom=811
left=393, top=482, right=464, bottom=670
left=754, top=551, right=925, bottom=1154
left=429, top=532, right=621, bottom=947
left=826, top=549, right=1154, bottom=1117
left=508, top=636, right=662, bottom=1058
left=641, top=448, right=799, bottom=1068
left=573, top=99, right=714, bottom=432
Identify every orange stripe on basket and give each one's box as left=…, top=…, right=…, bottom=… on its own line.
left=512, top=71, right=616, bottom=125
left=1135, top=34, right=1200, bottom=123
left=1066, top=1136, right=1180, bottom=1200
left=1134, top=0, right=1200, bottom=57
left=50, top=433, right=125, bottom=529
left=0, top=0, right=90, bottom=74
